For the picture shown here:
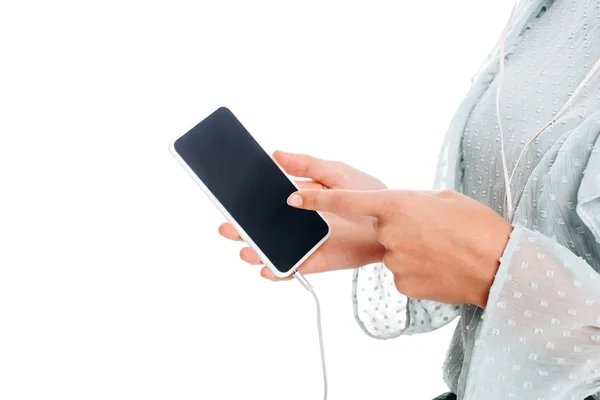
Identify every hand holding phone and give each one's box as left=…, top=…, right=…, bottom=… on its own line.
left=172, top=107, right=387, bottom=280
left=215, top=153, right=388, bottom=281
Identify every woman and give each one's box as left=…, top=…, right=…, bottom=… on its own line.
left=219, top=0, right=600, bottom=398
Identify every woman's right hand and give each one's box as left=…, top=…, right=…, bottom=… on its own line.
left=218, top=150, right=387, bottom=281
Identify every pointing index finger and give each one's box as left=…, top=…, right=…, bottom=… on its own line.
left=288, top=189, right=391, bottom=217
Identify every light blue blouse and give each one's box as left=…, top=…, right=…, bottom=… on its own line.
left=352, top=1, right=600, bottom=399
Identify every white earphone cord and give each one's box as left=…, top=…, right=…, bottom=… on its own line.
left=294, top=271, right=328, bottom=400
left=497, top=0, right=600, bottom=222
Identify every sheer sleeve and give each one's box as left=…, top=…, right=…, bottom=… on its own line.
left=462, top=224, right=600, bottom=399
left=352, top=263, right=460, bottom=339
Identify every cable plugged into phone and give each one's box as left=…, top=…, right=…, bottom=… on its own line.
left=293, top=271, right=328, bottom=400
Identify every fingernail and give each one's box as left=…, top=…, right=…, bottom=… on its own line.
left=287, top=193, right=302, bottom=207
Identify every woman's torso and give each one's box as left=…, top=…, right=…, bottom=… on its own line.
left=448, top=0, right=600, bottom=395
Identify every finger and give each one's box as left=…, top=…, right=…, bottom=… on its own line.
left=218, top=223, right=242, bottom=241
left=260, top=266, right=293, bottom=281
left=273, top=150, right=345, bottom=188
left=239, top=247, right=262, bottom=265
left=287, top=189, right=391, bottom=217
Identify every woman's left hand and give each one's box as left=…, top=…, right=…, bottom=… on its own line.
left=287, top=189, right=513, bottom=308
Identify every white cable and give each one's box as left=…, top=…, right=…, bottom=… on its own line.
left=294, top=271, right=327, bottom=400
left=497, top=0, right=600, bottom=222
left=496, top=1, right=516, bottom=220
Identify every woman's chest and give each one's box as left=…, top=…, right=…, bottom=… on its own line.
left=461, top=0, right=600, bottom=213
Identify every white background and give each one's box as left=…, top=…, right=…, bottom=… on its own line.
left=1, top=1, right=513, bottom=399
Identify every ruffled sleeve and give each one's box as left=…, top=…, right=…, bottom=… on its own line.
left=352, top=263, right=460, bottom=339
left=462, top=225, right=600, bottom=399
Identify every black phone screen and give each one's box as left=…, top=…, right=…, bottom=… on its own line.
left=174, top=107, right=329, bottom=273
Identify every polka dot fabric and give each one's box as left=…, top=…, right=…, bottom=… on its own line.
left=351, top=1, right=600, bottom=398
left=466, top=224, right=600, bottom=399
left=352, top=264, right=461, bottom=338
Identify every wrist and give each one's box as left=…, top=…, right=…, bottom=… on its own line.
left=470, top=220, right=513, bottom=308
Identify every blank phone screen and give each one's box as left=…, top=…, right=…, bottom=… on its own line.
left=174, top=107, right=329, bottom=273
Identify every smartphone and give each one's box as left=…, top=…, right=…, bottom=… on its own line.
left=170, top=107, right=330, bottom=278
